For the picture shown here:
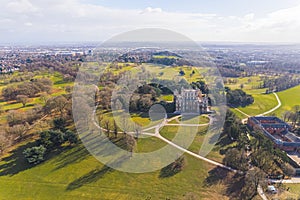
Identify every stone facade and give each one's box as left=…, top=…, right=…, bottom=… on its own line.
left=174, top=89, right=209, bottom=114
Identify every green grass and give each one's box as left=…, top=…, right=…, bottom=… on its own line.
left=159, top=125, right=224, bottom=163
left=152, top=55, right=180, bottom=59
left=0, top=141, right=228, bottom=200
left=142, top=64, right=203, bottom=82
left=274, top=85, right=300, bottom=116
left=230, top=83, right=300, bottom=118
left=225, top=76, right=264, bottom=94
left=225, top=76, right=280, bottom=118
left=159, top=95, right=174, bottom=102
left=235, top=93, right=278, bottom=116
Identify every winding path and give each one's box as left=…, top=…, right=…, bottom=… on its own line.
left=234, top=92, right=282, bottom=124
left=92, top=109, right=267, bottom=199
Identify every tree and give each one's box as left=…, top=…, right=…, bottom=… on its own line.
left=223, top=148, right=248, bottom=171
left=126, top=135, right=136, bottom=157
left=0, top=136, right=9, bottom=155
left=39, top=130, right=64, bottom=149
left=39, top=92, right=50, bottom=105
left=120, top=114, right=129, bottom=135
left=5, top=124, right=27, bottom=139
left=53, top=118, right=67, bottom=132
left=171, top=156, right=186, bottom=173
left=23, top=145, right=46, bottom=164
left=104, top=120, right=110, bottom=137
left=16, top=95, right=29, bottom=107
left=49, top=130, right=65, bottom=148
left=6, top=110, right=26, bottom=126
left=226, top=89, right=254, bottom=107
left=241, top=167, right=266, bottom=199
left=44, top=95, right=69, bottom=117
left=281, top=162, right=296, bottom=177
left=64, top=130, right=78, bottom=144
left=282, top=111, right=292, bottom=122
left=113, top=120, right=118, bottom=138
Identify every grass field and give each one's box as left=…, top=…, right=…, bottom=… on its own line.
left=2, top=69, right=287, bottom=199
left=274, top=84, right=300, bottom=116
left=143, top=64, right=203, bottom=82
left=235, top=93, right=278, bottom=116
left=226, top=76, right=279, bottom=118
left=0, top=141, right=231, bottom=200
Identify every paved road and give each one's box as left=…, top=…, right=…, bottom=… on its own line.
left=92, top=109, right=269, bottom=199
left=257, top=185, right=268, bottom=200
left=270, top=177, right=300, bottom=184
left=141, top=116, right=237, bottom=173
left=164, top=123, right=209, bottom=127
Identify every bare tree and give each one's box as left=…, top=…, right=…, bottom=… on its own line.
left=126, top=134, right=136, bottom=157
left=104, top=120, right=110, bottom=137
left=5, top=124, right=28, bottom=139
left=16, top=95, right=29, bottom=107
left=113, top=120, right=118, bottom=138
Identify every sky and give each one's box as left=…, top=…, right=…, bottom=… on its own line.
left=2, top=0, right=300, bottom=44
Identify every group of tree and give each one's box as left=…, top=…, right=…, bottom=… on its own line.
left=129, top=84, right=161, bottom=112
left=23, top=118, right=78, bottom=165
left=221, top=110, right=297, bottom=198
left=190, top=80, right=209, bottom=94
left=2, top=78, right=52, bottom=102
left=260, top=76, right=300, bottom=93
left=282, top=105, right=300, bottom=129
left=223, top=110, right=246, bottom=140
left=226, top=89, right=254, bottom=107
left=5, top=106, right=42, bottom=139
left=43, top=94, right=72, bottom=118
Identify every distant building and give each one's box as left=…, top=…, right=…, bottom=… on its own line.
left=174, top=89, right=209, bottom=114
left=248, top=116, right=300, bottom=152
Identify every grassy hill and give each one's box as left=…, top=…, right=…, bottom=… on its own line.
left=0, top=141, right=230, bottom=200
left=275, top=84, right=300, bottom=116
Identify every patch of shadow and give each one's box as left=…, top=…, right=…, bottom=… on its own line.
left=203, top=167, right=230, bottom=187
left=66, top=165, right=113, bottom=190
left=159, top=163, right=182, bottom=178
left=91, top=136, right=129, bottom=157
left=52, top=145, right=90, bottom=171
left=204, top=167, right=245, bottom=199
left=225, top=173, right=244, bottom=198
left=0, top=141, right=37, bottom=176
left=216, top=133, right=235, bottom=148
left=66, top=155, right=129, bottom=190
left=0, top=141, right=77, bottom=176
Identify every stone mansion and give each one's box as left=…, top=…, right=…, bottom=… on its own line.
left=174, top=89, right=210, bottom=114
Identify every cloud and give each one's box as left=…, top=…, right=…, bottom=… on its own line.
left=1, top=0, right=300, bottom=43
left=140, top=7, right=163, bottom=14
left=6, top=0, right=38, bottom=13
left=24, top=22, right=33, bottom=26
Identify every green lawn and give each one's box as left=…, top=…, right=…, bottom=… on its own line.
left=274, top=85, right=300, bottom=116
left=226, top=76, right=280, bottom=118
left=142, top=64, right=203, bottom=82
left=160, top=125, right=224, bottom=163
left=235, top=93, right=278, bottom=116
left=0, top=141, right=229, bottom=200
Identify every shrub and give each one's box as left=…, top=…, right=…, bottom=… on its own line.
left=23, top=145, right=46, bottom=164
left=64, top=130, right=78, bottom=144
